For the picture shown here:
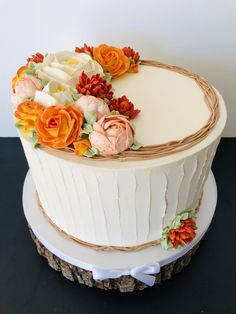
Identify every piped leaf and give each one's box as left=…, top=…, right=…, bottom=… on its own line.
left=130, top=138, right=143, bottom=150
left=83, top=147, right=99, bottom=158
left=81, top=123, right=93, bottom=135
left=84, top=112, right=96, bottom=125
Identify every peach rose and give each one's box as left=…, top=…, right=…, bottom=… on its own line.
left=12, top=66, right=28, bottom=91
left=75, top=95, right=110, bottom=120
left=93, top=44, right=130, bottom=77
left=14, top=101, right=45, bottom=133
left=12, top=75, right=42, bottom=110
left=73, top=139, right=92, bottom=157
left=35, top=104, right=83, bottom=149
left=89, top=115, right=134, bottom=156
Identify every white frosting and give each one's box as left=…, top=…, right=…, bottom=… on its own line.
left=17, top=64, right=227, bottom=248
left=113, top=66, right=210, bottom=145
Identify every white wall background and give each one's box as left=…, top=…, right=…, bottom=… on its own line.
left=0, top=0, right=235, bottom=136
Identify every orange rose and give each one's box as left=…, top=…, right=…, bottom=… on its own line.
left=12, top=66, right=28, bottom=92
left=93, top=44, right=130, bottom=77
left=14, top=101, right=45, bottom=133
left=35, top=104, right=83, bottom=149
left=73, top=139, right=92, bottom=157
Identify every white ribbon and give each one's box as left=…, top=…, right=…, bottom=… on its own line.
left=92, top=262, right=160, bottom=287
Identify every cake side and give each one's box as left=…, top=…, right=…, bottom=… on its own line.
left=19, top=131, right=220, bottom=247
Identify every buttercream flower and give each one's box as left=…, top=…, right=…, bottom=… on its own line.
left=12, top=66, right=28, bottom=92
left=93, top=44, right=130, bottom=77
left=27, top=52, right=44, bottom=64
left=76, top=72, right=113, bottom=100
left=73, top=139, right=92, bottom=157
left=89, top=115, right=134, bottom=156
left=12, top=75, right=42, bottom=110
left=37, top=51, right=103, bottom=88
left=35, top=104, right=83, bottom=149
left=169, top=218, right=196, bottom=248
left=108, top=96, right=140, bottom=120
left=122, top=46, right=140, bottom=73
left=75, top=44, right=93, bottom=55
left=14, top=101, right=45, bottom=133
left=34, top=80, right=74, bottom=107
left=75, top=95, right=110, bottom=119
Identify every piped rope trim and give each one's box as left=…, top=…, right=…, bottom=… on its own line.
left=36, top=191, right=202, bottom=252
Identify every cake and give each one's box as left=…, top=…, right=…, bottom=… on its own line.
left=12, top=44, right=226, bottom=251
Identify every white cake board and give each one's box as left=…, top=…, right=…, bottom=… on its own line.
left=22, top=170, right=217, bottom=282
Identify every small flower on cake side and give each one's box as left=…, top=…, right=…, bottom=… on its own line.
left=89, top=115, right=134, bottom=156
left=161, top=209, right=197, bottom=250
left=34, top=104, right=83, bottom=149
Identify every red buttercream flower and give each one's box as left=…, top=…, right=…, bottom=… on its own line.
left=76, top=72, right=113, bottom=100
left=108, top=96, right=140, bottom=120
left=122, top=46, right=140, bottom=63
left=75, top=43, right=93, bottom=55
left=168, top=218, right=197, bottom=248
left=27, top=52, right=44, bottom=64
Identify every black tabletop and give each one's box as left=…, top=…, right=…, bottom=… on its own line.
left=0, top=138, right=235, bottom=314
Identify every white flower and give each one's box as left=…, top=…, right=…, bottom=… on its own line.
left=37, top=51, right=103, bottom=88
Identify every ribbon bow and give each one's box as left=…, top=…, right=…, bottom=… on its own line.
left=92, top=262, right=160, bottom=286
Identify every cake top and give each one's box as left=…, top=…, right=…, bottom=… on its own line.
left=12, top=44, right=221, bottom=162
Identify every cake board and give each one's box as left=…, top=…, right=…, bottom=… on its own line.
left=23, top=170, right=217, bottom=292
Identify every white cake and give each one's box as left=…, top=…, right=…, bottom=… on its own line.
left=13, top=45, right=226, bottom=250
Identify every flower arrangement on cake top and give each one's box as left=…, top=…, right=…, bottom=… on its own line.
left=13, top=44, right=142, bottom=158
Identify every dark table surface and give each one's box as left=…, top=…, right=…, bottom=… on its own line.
left=0, top=138, right=235, bottom=314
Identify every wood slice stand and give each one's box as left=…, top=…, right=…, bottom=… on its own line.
left=23, top=170, right=217, bottom=292
left=29, top=227, right=201, bottom=292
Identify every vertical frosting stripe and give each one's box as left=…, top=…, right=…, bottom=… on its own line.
left=163, top=163, right=185, bottom=226
left=148, top=170, right=167, bottom=241
left=135, top=169, right=151, bottom=243
left=177, top=156, right=198, bottom=213
left=187, top=150, right=208, bottom=208
left=70, top=166, right=96, bottom=242
left=117, top=171, right=137, bottom=246
left=95, top=171, right=122, bottom=245
left=84, top=169, right=109, bottom=245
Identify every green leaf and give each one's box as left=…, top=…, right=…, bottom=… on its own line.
left=130, top=138, right=143, bottom=150
left=40, top=79, right=49, bottom=88
left=83, top=147, right=99, bottom=158
left=72, top=93, right=83, bottom=101
left=24, top=62, right=41, bottom=76
left=129, top=57, right=135, bottom=64
left=28, top=130, right=39, bottom=148
left=84, top=112, right=96, bottom=125
left=103, top=72, right=112, bottom=83
left=110, top=110, right=120, bottom=116
left=15, top=121, right=23, bottom=129
left=81, top=123, right=93, bottom=135
left=104, top=98, right=110, bottom=104
left=171, top=216, right=181, bottom=229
